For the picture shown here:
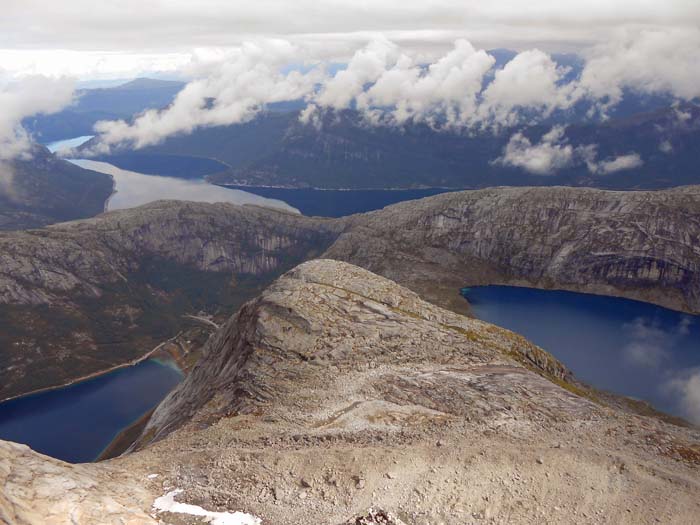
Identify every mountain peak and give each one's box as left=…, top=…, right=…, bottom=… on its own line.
left=112, top=77, right=185, bottom=91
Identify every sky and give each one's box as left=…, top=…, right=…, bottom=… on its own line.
left=1, top=0, right=699, bottom=78
left=1, top=1, right=700, bottom=164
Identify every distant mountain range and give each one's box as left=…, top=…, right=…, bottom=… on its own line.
left=23, top=78, right=185, bottom=143
left=0, top=146, right=113, bottom=230
left=89, top=102, right=700, bottom=190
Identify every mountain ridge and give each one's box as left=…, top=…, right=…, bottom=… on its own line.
left=2, top=259, right=699, bottom=524
left=1, top=184, right=699, bottom=401
left=85, top=103, right=700, bottom=190
left=0, top=145, right=113, bottom=230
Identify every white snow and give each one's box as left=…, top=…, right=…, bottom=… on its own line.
left=153, top=489, right=261, bottom=525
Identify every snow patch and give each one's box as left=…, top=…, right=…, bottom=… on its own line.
left=153, top=489, right=261, bottom=525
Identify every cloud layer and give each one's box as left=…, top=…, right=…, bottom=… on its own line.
left=2, top=1, right=699, bottom=56
left=493, top=126, right=646, bottom=176
left=85, top=26, right=700, bottom=155
left=92, top=41, right=320, bottom=152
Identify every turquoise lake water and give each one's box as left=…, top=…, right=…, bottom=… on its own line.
left=0, top=359, right=182, bottom=463
left=462, top=286, right=700, bottom=424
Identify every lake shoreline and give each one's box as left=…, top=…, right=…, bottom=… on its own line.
left=214, top=182, right=468, bottom=192
left=461, top=284, right=700, bottom=425
left=0, top=332, right=183, bottom=405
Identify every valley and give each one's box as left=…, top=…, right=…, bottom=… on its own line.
left=90, top=103, right=700, bottom=192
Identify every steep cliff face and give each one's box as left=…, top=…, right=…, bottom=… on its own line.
left=328, top=185, right=700, bottom=314
left=0, top=201, right=340, bottom=399
left=0, top=200, right=337, bottom=306
left=4, top=260, right=697, bottom=525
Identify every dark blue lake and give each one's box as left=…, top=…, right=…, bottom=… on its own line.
left=461, top=286, right=700, bottom=424
left=219, top=186, right=455, bottom=217
left=0, top=359, right=182, bottom=463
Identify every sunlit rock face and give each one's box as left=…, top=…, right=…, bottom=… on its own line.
left=329, top=185, right=700, bottom=315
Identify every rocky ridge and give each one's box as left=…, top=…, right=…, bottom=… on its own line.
left=328, top=185, right=700, bottom=315
left=2, top=260, right=699, bottom=524
left=0, top=200, right=339, bottom=399
left=1, top=185, right=699, bottom=400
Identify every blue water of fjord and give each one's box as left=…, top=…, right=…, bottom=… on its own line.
left=0, top=359, right=182, bottom=463
left=461, top=286, right=700, bottom=424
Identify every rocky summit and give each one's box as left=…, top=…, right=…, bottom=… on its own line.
left=2, top=260, right=699, bottom=524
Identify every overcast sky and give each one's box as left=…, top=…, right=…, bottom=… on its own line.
left=1, top=0, right=699, bottom=78
left=2, top=0, right=700, bottom=168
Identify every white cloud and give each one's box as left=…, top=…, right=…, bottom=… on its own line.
left=594, top=153, right=643, bottom=174
left=0, top=162, right=18, bottom=201
left=477, top=50, right=575, bottom=128
left=492, top=126, right=575, bottom=175
left=86, top=26, right=700, bottom=151
left=674, top=105, right=692, bottom=123
left=494, top=126, right=645, bottom=176
left=0, top=76, right=75, bottom=160
left=659, top=140, right=673, bottom=154
left=314, top=38, right=399, bottom=111
left=353, top=39, right=495, bottom=127
left=577, top=27, right=700, bottom=115
left=90, top=41, right=322, bottom=152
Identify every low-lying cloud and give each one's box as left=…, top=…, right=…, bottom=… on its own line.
left=586, top=152, right=643, bottom=175
left=492, top=126, right=575, bottom=175
left=577, top=28, right=700, bottom=116
left=0, top=76, right=75, bottom=160
left=494, top=126, right=644, bottom=176
left=91, top=41, right=321, bottom=153
left=82, top=27, right=700, bottom=153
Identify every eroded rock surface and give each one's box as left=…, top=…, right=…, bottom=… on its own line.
left=120, top=260, right=698, bottom=525
left=0, top=201, right=339, bottom=399
left=0, top=441, right=156, bottom=525
left=1, top=185, right=700, bottom=400
left=329, top=185, right=700, bottom=315
left=1, top=260, right=699, bottom=524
